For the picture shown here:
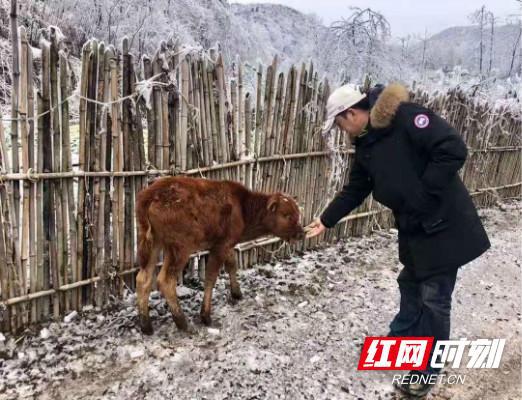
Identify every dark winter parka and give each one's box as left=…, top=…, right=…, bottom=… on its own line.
left=320, top=83, right=491, bottom=278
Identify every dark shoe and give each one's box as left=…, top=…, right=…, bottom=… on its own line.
left=394, top=370, right=437, bottom=398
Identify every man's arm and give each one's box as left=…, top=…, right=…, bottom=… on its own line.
left=319, top=159, right=373, bottom=228
left=405, top=109, right=468, bottom=215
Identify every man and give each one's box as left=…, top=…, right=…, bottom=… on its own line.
left=305, top=83, right=490, bottom=397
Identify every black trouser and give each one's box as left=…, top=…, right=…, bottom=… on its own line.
left=388, top=263, right=458, bottom=374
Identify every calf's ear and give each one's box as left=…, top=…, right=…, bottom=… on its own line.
left=267, top=195, right=279, bottom=212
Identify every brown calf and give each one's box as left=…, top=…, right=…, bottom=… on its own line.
left=135, top=176, right=304, bottom=334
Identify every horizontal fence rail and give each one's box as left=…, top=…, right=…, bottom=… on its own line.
left=0, top=26, right=521, bottom=333
left=0, top=146, right=520, bottom=181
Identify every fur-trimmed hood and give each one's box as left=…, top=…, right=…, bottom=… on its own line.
left=369, top=83, right=410, bottom=129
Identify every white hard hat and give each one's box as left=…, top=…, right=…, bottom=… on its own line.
left=322, top=84, right=367, bottom=134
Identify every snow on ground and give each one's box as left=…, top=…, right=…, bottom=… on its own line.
left=0, top=201, right=521, bottom=400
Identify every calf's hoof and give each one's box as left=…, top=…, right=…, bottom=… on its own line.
left=231, top=288, right=243, bottom=301
left=228, top=295, right=239, bottom=305
left=200, top=313, right=212, bottom=326
left=185, top=323, right=197, bottom=335
left=173, top=314, right=188, bottom=331
left=140, top=317, right=154, bottom=335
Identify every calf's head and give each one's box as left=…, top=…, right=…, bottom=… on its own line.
left=264, top=193, right=305, bottom=241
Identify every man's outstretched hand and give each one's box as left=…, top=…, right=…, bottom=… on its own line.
left=304, top=218, right=326, bottom=238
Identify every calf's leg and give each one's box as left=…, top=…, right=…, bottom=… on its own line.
left=136, top=245, right=160, bottom=335
left=224, top=250, right=242, bottom=301
left=157, top=249, right=189, bottom=331
left=200, top=250, right=226, bottom=326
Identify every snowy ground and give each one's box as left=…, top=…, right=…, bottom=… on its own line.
left=0, top=201, right=521, bottom=400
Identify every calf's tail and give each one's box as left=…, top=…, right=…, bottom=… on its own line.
left=136, top=192, right=154, bottom=268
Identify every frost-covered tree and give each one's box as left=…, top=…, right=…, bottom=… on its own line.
left=469, top=5, right=489, bottom=76
left=324, top=7, right=391, bottom=82
left=507, top=3, right=522, bottom=77
left=34, top=0, right=233, bottom=59
left=487, top=11, right=496, bottom=76
left=508, top=23, right=521, bottom=77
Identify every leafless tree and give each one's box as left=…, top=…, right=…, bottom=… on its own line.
left=329, top=7, right=391, bottom=79
left=399, top=35, right=411, bottom=61
left=508, top=21, right=521, bottom=76
left=487, top=11, right=495, bottom=76
left=469, top=5, right=487, bottom=76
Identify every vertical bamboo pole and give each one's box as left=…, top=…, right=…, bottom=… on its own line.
left=254, top=63, right=263, bottom=161
left=35, top=89, right=45, bottom=321
left=59, top=50, right=77, bottom=312
left=18, top=27, right=29, bottom=326
left=304, top=67, right=317, bottom=242
left=186, top=57, right=194, bottom=170
left=142, top=55, right=155, bottom=168
left=191, top=59, right=204, bottom=167
left=76, top=42, right=90, bottom=308
left=171, top=43, right=180, bottom=170
left=39, top=37, right=59, bottom=318
left=237, top=62, right=244, bottom=156
left=9, top=0, right=20, bottom=249
left=261, top=60, right=275, bottom=158
left=103, top=48, right=114, bottom=294
left=159, top=47, right=170, bottom=171
left=0, top=192, right=10, bottom=331
left=132, top=51, right=146, bottom=286
left=166, top=75, right=177, bottom=173
left=216, top=54, right=229, bottom=163
left=270, top=72, right=284, bottom=156
left=135, top=66, right=147, bottom=176
left=9, top=1, right=22, bottom=328
left=122, top=37, right=133, bottom=280
left=268, top=72, right=284, bottom=192
left=294, top=64, right=307, bottom=154
left=260, top=58, right=277, bottom=193
left=0, top=104, right=17, bottom=332
left=25, top=31, right=37, bottom=323
left=252, top=63, right=264, bottom=192
left=230, top=78, right=238, bottom=161
left=237, top=63, right=246, bottom=183
left=90, top=42, right=104, bottom=304
left=180, top=57, right=189, bottom=170
left=187, top=56, right=198, bottom=169
left=49, top=27, right=65, bottom=312
left=84, top=39, right=98, bottom=303
left=109, top=48, right=124, bottom=293
left=152, top=46, right=164, bottom=169
left=197, top=60, right=210, bottom=165
left=283, top=66, right=297, bottom=155
left=93, top=42, right=108, bottom=306
left=244, top=93, right=252, bottom=188
left=206, top=59, right=218, bottom=164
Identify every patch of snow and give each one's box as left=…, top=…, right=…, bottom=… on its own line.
left=63, top=310, right=78, bottom=323
left=207, top=328, right=220, bottom=336
left=39, top=328, right=50, bottom=339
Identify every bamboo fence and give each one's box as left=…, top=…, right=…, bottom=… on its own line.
left=0, top=28, right=520, bottom=333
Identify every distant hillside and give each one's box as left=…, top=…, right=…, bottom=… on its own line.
left=1, top=0, right=521, bottom=111
left=420, top=24, right=521, bottom=76
left=229, top=3, right=326, bottom=68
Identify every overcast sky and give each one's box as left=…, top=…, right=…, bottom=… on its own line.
left=232, top=0, right=521, bottom=37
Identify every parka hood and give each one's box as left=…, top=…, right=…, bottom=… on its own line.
left=369, top=83, right=410, bottom=129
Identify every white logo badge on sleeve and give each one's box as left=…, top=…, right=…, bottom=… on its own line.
left=414, top=114, right=430, bottom=129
